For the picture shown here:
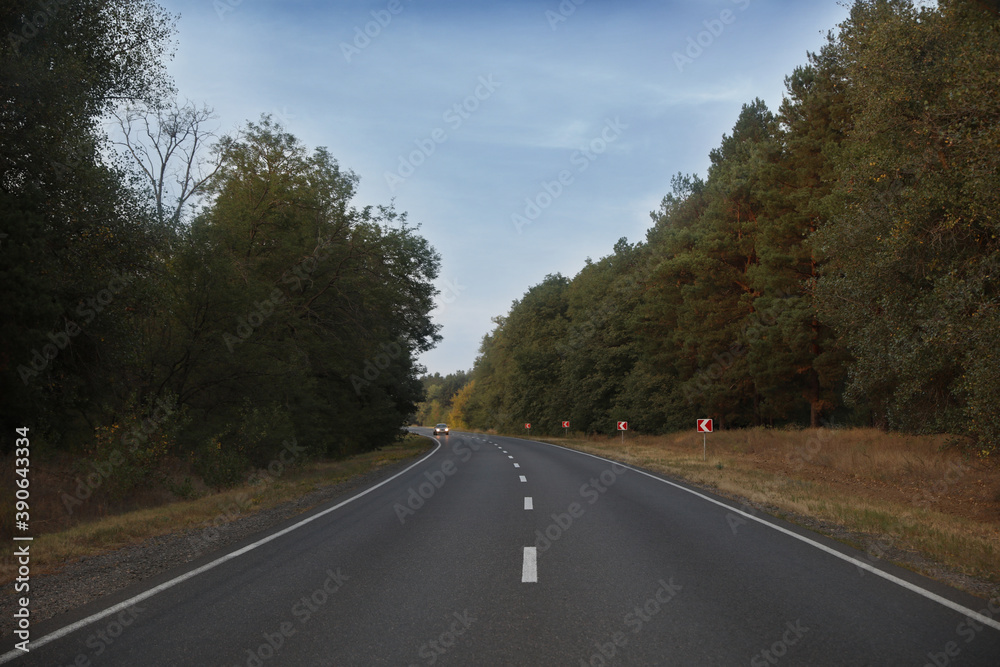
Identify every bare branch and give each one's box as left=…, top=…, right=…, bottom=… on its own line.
left=110, top=99, right=226, bottom=227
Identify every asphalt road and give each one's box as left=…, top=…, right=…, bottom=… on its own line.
left=5, top=429, right=1000, bottom=665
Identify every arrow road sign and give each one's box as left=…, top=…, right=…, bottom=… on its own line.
left=697, top=419, right=713, bottom=433
left=562, top=421, right=569, bottom=428
left=617, top=421, right=628, bottom=431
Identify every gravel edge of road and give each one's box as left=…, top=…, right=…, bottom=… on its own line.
left=0, top=451, right=426, bottom=639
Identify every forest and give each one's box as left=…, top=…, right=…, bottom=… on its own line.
left=441, top=0, right=1000, bottom=456
left=4, top=0, right=999, bottom=511
left=1, top=0, right=441, bottom=490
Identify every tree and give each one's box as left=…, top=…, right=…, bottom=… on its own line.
left=161, top=116, right=441, bottom=461
left=111, top=99, right=224, bottom=228
left=815, top=0, right=1000, bottom=450
left=1, top=0, right=178, bottom=449
left=464, top=275, right=569, bottom=434
left=747, top=42, right=852, bottom=427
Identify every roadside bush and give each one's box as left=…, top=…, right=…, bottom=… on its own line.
left=193, top=402, right=295, bottom=488
left=194, top=440, right=250, bottom=490
left=80, top=393, right=186, bottom=502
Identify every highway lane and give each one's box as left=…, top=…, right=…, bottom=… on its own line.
left=5, top=428, right=1000, bottom=665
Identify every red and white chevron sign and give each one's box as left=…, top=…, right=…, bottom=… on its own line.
left=617, top=421, right=628, bottom=431
left=697, top=419, right=713, bottom=433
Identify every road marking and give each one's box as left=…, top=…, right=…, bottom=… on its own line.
left=519, top=475, right=527, bottom=482
left=502, top=450, right=508, bottom=453
left=523, top=437, right=1000, bottom=633
left=508, top=455, right=514, bottom=459
left=522, top=547, right=538, bottom=583
left=514, top=463, right=520, bottom=468
left=524, top=497, right=533, bottom=510
left=0, top=438, right=446, bottom=664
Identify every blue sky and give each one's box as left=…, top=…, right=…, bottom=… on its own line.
left=156, top=0, right=850, bottom=376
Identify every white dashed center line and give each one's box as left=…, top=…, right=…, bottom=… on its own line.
left=513, top=463, right=520, bottom=468
left=522, top=547, right=537, bottom=583
left=524, top=497, right=533, bottom=510
left=519, top=475, right=527, bottom=482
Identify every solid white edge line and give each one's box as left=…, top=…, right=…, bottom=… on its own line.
left=0, top=437, right=444, bottom=663
left=524, top=497, right=533, bottom=510
left=522, top=546, right=538, bottom=583
left=514, top=436, right=1000, bottom=633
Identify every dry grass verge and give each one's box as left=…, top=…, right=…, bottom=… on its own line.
left=525, top=428, right=1000, bottom=596
left=0, top=437, right=430, bottom=585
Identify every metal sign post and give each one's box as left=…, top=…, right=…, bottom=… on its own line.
left=697, top=419, right=713, bottom=461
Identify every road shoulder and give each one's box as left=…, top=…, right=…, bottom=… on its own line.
left=0, top=445, right=431, bottom=639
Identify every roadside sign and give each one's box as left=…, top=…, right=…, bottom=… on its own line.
left=697, top=419, right=712, bottom=461
left=525, top=423, right=531, bottom=429
left=562, top=421, right=570, bottom=428
left=617, top=421, right=628, bottom=431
